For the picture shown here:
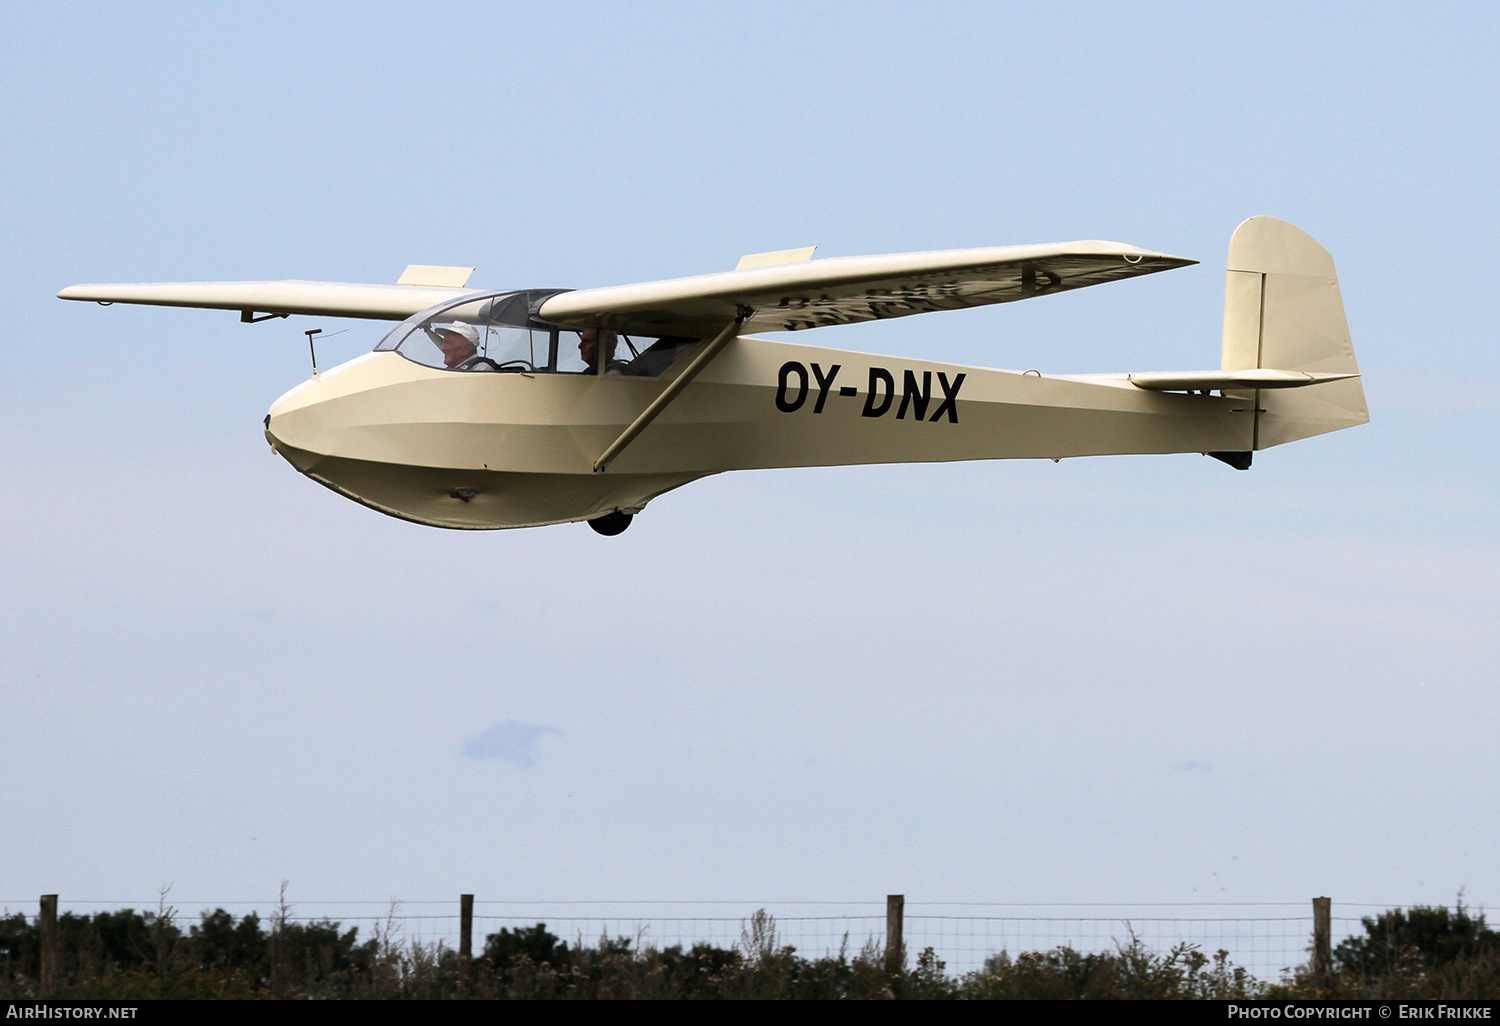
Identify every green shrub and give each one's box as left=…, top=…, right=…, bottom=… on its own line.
left=1335, top=904, right=1499, bottom=976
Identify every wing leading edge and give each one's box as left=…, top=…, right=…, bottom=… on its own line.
left=537, top=241, right=1195, bottom=337
left=56, top=280, right=484, bottom=322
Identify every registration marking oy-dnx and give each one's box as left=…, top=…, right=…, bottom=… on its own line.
left=775, top=360, right=966, bottom=422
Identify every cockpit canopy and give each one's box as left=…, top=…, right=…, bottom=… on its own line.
left=374, top=289, right=698, bottom=377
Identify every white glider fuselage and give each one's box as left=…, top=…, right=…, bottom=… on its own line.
left=265, top=336, right=1253, bottom=530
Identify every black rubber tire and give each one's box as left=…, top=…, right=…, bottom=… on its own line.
left=588, top=511, right=633, bottom=536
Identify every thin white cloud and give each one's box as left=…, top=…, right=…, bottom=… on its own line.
left=463, top=722, right=564, bottom=769
left=1171, top=760, right=1213, bottom=774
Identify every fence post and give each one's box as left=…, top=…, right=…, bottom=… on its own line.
left=885, top=894, right=905, bottom=972
left=39, top=895, right=59, bottom=996
left=459, top=894, right=474, bottom=984
left=1312, top=896, right=1332, bottom=987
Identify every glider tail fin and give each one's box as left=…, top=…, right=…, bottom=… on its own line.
left=1220, top=217, right=1368, bottom=449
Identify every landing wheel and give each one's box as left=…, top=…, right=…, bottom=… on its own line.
left=588, top=511, right=633, bottom=536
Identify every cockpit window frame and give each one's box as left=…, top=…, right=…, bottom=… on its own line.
left=373, top=289, right=571, bottom=353
left=375, top=288, right=701, bottom=378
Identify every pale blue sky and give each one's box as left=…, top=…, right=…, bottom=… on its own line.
left=2, top=2, right=1496, bottom=936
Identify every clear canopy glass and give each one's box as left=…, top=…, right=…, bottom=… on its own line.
left=374, top=290, right=699, bottom=377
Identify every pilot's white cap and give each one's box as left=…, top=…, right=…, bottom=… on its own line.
left=436, top=322, right=480, bottom=344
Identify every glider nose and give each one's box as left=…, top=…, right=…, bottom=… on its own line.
left=264, top=408, right=309, bottom=471
left=263, top=384, right=326, bottom=474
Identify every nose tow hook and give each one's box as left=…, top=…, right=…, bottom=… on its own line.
left=450, top=489, right=478, bottom=503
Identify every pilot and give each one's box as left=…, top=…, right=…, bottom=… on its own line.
left=433, top=323, right=497, bottom=371
left=578, top=328, right=628, bottom=375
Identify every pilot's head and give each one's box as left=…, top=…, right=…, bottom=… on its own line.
left=434, top=323, right=480, bottom=368
left=578, top=328, right=617, bottom=370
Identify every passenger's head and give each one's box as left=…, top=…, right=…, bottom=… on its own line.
left=578, top=328, right=617, bottom=370
left=434, top=323, right=480, bottom=368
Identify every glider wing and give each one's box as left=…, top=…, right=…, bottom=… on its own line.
left=538, top=241, right=1195, bottom=336
left=57, top=280, right=482, bottom=322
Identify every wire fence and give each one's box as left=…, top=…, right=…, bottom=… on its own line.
left=460, top=903, right=1322, bottom=979
left=7, top=898, right=1495, bottom=982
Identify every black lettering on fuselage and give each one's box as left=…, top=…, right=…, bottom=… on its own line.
left=929, top=371, right=965, bottom=423
left=775, top=361, right=809, bottom=412
left=773, top=362, right=963, bottom=424
left=897, top=369, right=932, bottom=420
left=862, top=367, right=895, bottom=418
left=810, top=363, right=840, bottom=413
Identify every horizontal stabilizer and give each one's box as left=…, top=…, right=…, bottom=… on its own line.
left=1129, top=369, right=1360, bottom=391
left=57, top=280, right=482, bottom=321
left=539, top=240, right=1195, bottom=337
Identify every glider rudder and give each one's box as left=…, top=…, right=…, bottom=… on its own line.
left=1220, top=217, right=1368, bottom=449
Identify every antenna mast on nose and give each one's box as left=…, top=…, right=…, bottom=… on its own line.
left=305, top=328, right=322, bottom=378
